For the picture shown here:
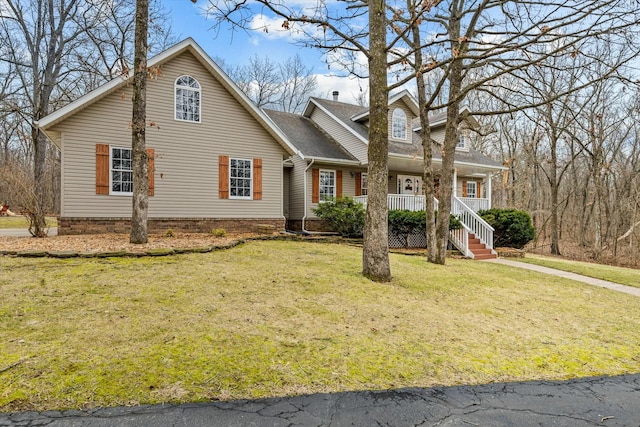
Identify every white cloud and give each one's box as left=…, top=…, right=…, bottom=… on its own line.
left=314, top=74, right=368, bottom=104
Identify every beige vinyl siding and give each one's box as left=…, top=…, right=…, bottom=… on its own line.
left=388, top=101, right=413, bottom=143
left=309, top=108, right=368, bottom=163
left=288, top=156, right=307, bottom=220
left=53, top=51, right=287, bottom=219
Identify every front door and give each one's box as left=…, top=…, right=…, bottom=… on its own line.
left=397, top=175, right=424, bottom=195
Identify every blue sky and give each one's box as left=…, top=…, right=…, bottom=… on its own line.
left=160, top=0, right=368, bottom=103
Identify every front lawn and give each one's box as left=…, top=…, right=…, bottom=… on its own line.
left=519, top=254, right=640, bottom=288
left=0, top=216, right=57, bottom=229
left=2, top=240, right=640, bottom=411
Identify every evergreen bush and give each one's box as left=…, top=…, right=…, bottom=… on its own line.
left=478, top=208, right=535, bottom=249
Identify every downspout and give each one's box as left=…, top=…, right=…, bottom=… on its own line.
left=302, top=159, right=315, bottom=233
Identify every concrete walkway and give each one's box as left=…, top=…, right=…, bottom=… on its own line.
left=1, top=374, right=639, bottom=426
left=485, top=258, right=640, bottom=297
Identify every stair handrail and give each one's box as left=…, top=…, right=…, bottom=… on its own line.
left=448, top=222, right=472, bottom=258
left=451, top=196, right=495, bottom=251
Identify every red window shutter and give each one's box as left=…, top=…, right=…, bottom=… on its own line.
left=253, top=158, right=262, bottom=200
left=336, top=170, right=343, bottom=199
left=312, top=168, right=319, bottom=203
left=96, top=144, right=109, bottom=195
left=355, top=172, right=362, bottom=196
left=462, top=180, right=467, bottom=197
left=219, top=155, right=229, bottom=199
left=147, top=148, right=155, bottom=196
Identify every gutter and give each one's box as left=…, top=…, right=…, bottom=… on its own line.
left=307, top=156, right=361, bottom=166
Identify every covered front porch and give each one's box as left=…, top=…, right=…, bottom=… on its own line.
left=352, top=193, right=496, bottom=260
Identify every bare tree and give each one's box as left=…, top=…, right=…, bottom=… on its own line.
left=218, top=53, right=318, bottom=113
left=130, top=0, right=149, bottom=244
left=278, top=54, right=318, bottom=113
left=387, top=0, right=640, bottom=264
left=0, top=0, right=173, bottom=236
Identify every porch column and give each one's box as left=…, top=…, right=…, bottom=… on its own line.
left=453, top=169, right=457, bottom=198
left=486, top=172, right=492, bottom=208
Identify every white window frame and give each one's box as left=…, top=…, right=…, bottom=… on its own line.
left=466, top=181, right=477, bottom=198
left=229, top=157, right=253, bottom=200
left=175, top=75, right=201, bottom=123
left=391, top=108, right=407, bottom=140
left=319, top=169, right=336, bottom=202
left=110, top=146, right=133, bottom=196
left=361, top=172, right=368, bottom=196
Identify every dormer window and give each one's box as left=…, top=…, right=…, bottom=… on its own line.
left=456, top=128, right=470, bottom=151
left=392, top=108, right=407, bottom=140
left=175, top=75, right=201, bottom=122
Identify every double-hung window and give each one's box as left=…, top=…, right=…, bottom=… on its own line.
left=466, top=181, right=477, bottom=198
left=319, top=170, right=336, bottom=201
left=361, top=173, right=368, bottom=196
left=392, top=108, right=407, bottom=140
left=229, top=158, right=252, bottom=199
left=457, top=134, right=467, bottom=149
left=175, top=75, right=201, bottom=122
left=111, top=147, right=133, bottom=194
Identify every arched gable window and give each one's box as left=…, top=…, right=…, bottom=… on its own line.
left=175, top=75, right=201, bottom=122
left=391, top=108, right=407, bottom=140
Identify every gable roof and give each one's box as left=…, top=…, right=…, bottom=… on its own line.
left=37, top=38, right=299, bottom=156
left=263, top=109, right=358, bottom=163
left=305, top=96, right=502, bottom=169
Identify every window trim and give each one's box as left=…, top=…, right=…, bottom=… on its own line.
left=391, top=108, right=407, bottom=140
left=109, top=146, right=133, bottom=196
left=229, top=157, right=253, bottom=200
left=174, top=75, right=201, bottom=123
left=319, top=169, right=336, bottom=202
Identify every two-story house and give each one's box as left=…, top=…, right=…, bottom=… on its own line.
left=38, top=38, right=504, bottom=258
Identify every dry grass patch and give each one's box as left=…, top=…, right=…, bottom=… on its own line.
left=1, top=240, right=640, bottom=411
left=520, top=254, right=640, bottom=288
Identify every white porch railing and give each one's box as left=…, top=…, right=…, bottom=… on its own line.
left=354, top=194, right=435, bottom=211
left=355, top=195, right=489, bottom=214
left=450, top=196, right=495, bottom=252
left=353, top=194, right=495, bottom=257
left=458, top=197, right=490, bottom=212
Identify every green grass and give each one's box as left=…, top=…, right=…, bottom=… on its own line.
left=0, top=216, right=57, bottom=229
left=2, top=240, right=640, bottom=412
left=519, top=254, right=640, bottom=288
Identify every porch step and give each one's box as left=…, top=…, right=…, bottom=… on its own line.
left=467, top=233, right=497, bottom=260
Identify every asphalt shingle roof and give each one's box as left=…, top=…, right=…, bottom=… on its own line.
left=265, top=98, right=502, bottom=168
left=264, top=109, right=356, bottom=161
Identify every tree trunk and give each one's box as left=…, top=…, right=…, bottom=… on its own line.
left=30, top=128, right=48, bottom=237
left=362, top=0, right=391, bottom=282
left=434, top=16, right=464, bottom=265
left=409, top=7, right=436, bottom=263
left=130, top=0, right=149, bottom=244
